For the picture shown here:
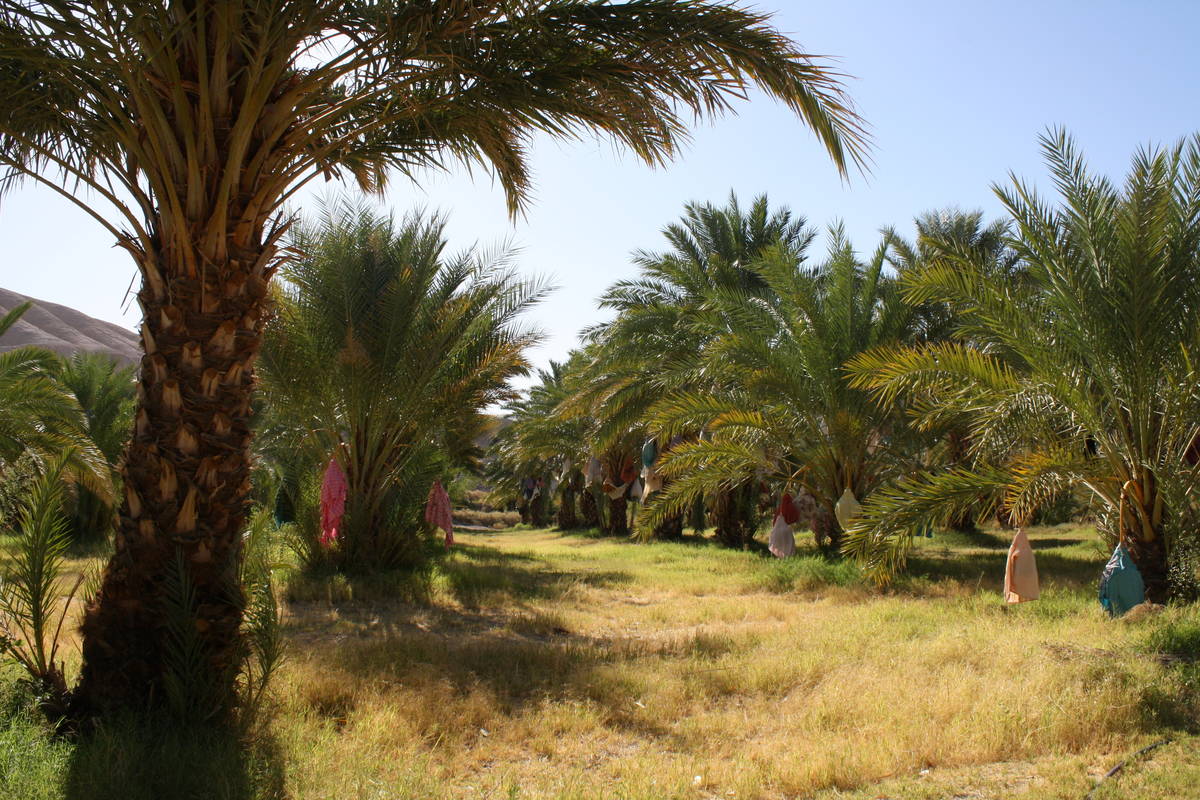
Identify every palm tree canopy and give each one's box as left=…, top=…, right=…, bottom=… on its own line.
left=52, top=352, right=136, bottom=467
left=0, top=0, right=868, bottom=253
left=845, top=131, right=1200, bottom=595
left=639, top=225, right=921, bottom=534
left=258, top=200, right=546, bottom=567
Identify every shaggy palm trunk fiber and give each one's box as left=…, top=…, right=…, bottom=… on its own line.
left=653, top=514, right=684, bottom=540
left=713, top=482, right=757, bottom=548
left=1127, top=534, right=1169, bottom=604
left=580, top=488, right=600, bottom=528
left=557, top=486, right=578, bottom=530
left=76, top=258, right=271, bottom=717
left=688, top=494, right=707, bottom=534
left=607, top=494, right=629, bottom=536
left=531, top=488, right=550, bottom=527
left=812, top=504, right=843, bottom=553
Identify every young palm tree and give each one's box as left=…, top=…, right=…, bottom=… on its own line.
left=53, top=353, right=137, bottom=542
left=0, top=0, right=867, bottom=715
left=845, top=132, right=1200, bottom=601
left=0, top=304, right=111, bottom=505
left=258, top=202, right=545, bottom=571
left=640, top=226, right=922, bottom=551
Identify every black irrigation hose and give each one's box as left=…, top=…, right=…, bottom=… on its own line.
left=1083, top=738, right=1174, bottom=799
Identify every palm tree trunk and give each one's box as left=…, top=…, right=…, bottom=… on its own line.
left=688, top=494, right=707, bottom=534
left=580, top=487, right=600, bottom=528
left=557, top=486, right=578, bottom=529
left=812, top=503, right=843, bottom=553
left=607, top=494, right=629, bottom=536
left=1126, top=535, right=1169, bottom=604
left=653, top=513, right=684, bottom=540
left=713, top=481, right=757, bottom=548
left=76, top=256, right=270, bottom=717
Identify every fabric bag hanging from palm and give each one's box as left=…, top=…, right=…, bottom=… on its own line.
left=1099, top=543, right=1144, bottom=616
left=642, top=439, right=658, bottom=469
left=769, top=515, right=795, bottom=558
left=642, top=465, right=664, bottom=499
left=585, top=457, right=603, bottom=486
left=835, top=487, right=861, bottom=530
left=1100, top=482, right=1147, bottom=616
left=1003, top=527, right=1039, bottom=603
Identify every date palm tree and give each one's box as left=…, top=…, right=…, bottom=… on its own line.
left=582, top=193, right=813, bottom=544
left=845, top=131, right=1200, bottom=601
left=0, top=0, right=867, bottom=715
left=639, top=226, right=922, bottom=552
left=259, top=201, right=545, bottom=571
left=53, top=352, right=136, bottom=543
left=0, top=303, right=112, bottom=505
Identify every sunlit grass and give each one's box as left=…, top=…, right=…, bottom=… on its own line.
left=1, top=523, right=1198, bottom=799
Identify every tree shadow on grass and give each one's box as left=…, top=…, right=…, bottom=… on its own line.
left=284, top=539, right=633, bottom=610
left=903, top=546, right=1104, bottom=591
left=292, top=611, right=688, bottom=741
left=433, top=540, right=632, bottom=608
left=64, top=716, right=286, bottom=800
left=284, top=542, right=688, bottom=738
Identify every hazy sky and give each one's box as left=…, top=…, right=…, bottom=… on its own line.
left=2, top=0, right=1197, bottom=381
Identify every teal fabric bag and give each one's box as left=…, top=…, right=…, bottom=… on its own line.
left=1099, top=543, right=1145, bottom=617
left=641, top=439, right=658, bottom=469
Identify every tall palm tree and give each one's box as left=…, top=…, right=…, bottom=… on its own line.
left=640, top=226, right=922, bottom=551
left=845, top=131, right=1200, bottom=601
left=258, top=202, right=545, bottom=571
left=0, top=0, right=868, bottom=716
left=886, top=210, right=1017, bottom=531
left=582, top=193, right=814, bottom=544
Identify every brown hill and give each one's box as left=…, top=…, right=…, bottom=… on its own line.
left=0, top=288, right=140, bottom=364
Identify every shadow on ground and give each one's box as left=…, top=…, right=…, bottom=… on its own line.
left=904, top=528, right=1105, bottom=591
left=441, top=541, right=633, bottom=609
left=65, top=717, right=286, bottom=800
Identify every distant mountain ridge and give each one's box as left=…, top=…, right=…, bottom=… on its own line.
left=0, top=287, right=140, bottom=364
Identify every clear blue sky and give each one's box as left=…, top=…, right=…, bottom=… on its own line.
left=1, top=0, right=1197, bottom=381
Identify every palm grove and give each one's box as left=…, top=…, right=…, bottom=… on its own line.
left=0, top=0, right=866, bottom=723
left=498, top=136, right=1200, bottom=608
left=0, top=0, right=1195, bottom=738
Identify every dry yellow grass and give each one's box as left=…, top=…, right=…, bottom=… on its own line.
left=260, top=526, right=1196, bottom=799
left=1, top=525, right=1195, bottom=799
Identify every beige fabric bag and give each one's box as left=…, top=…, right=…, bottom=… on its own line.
left=642, top=465, right=664, bottom=499
left=1003, top=527, right=1040, bottom=603
left=835, top=488, right=861, bottom=530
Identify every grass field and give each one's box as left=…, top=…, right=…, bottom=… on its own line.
left=1, top=523, right=1198, bottom=799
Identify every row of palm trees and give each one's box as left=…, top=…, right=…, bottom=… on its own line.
left=497, top=133, right=1200, bottom=607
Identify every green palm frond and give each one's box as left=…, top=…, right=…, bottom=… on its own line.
left=842, top=466, right=1007, bottom=584
left=846, top=132, right=1200, bottom=595
left=258, top=200, right=544, bottom=567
